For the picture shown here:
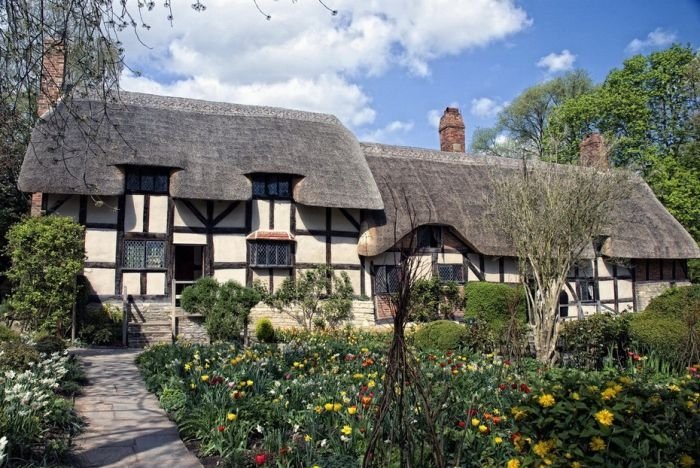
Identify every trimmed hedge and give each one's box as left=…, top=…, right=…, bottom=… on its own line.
left=559, top=313, right=631, bottom=369
left=464, top=282, right=526, bottom=329
left=255, top=318, right=275, bottom=343
left=413, top=320, right=466, bottom=351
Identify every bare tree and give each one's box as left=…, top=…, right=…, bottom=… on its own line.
left=488, top=161, right=630, bottom=364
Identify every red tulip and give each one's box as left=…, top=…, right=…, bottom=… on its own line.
left=457, top=420, right=466, bottom=428
left=217, top=425, right=225, bottom=432
left=255, top=453, right=267, bottom=465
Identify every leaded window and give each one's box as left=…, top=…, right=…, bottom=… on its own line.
left=251, top=174, right=291, bottom=199
left=123, top=240, right=166, bottom=269
left=374, top=265, right=400, bottom=295
left=248, top=241, right=292, bottom=267
left=437, top=264, right=464, bottom=283
left=125, top=167, right=169, bottom=194
left=577, top=279, right=597, bottom=303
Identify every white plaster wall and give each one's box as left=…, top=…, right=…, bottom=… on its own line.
left=337, top=269, right=362, bottom=296
left=503, top=258, right=519, bottom=283
left=331, top=208, right=359, bottom=232
left=124, top=195, right=144, bottom=233
left=483, top=257, right=500, bottom=282
left=296, top=234, right=326, bottom=263
left=83, top=268, right=115, bottom=296
left=414, top=255, right=433, bottom=280
left=52, top=195, right=80, bottom=221
left=598, top=258, right=613, bottom=277
left=437, top=252, right=462, bottom=264
left=251, top=200, right=270, bottom=231
left=213, top=201, right=246, bottom=228
left=146, top=272, right=166, bottom=295
left=213, top=268, right=246, bottom=284
left=86, top=196, right=118, bottom=224
left=148, top=196, right=168, bottom=233
left=174, top=200, right=205, bottom=227
left=581, top=305, right=598, bottom=316
left=275, top=201, right=291, bottom=232
left=467, top=254, right=482, bottom=275
left=251, top=268, right=268, bottom=284
left=618, top=279, right=633, bottom=299
left=598, top=279, right=615, bottom=301
left=173, top=233, right=206, bottom=245
left=272, top=269, right=291, bottom=292
left=122, top=273, right=141, bottom=296
left=296, top=205, right=326, bottom=230
left=362, top=261, right=371, bottom=295
left=213, top=234, right=246, bottom=262
left=331, top=237, right=360, bottom=264
left=85, top=229, right=117, bottom=262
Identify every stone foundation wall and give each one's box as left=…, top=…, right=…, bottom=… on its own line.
left=249, top=300, right=376, bottom=330
left=174, top=314, right=209, bottom=344
left=635, top=281, right=691, bottom=311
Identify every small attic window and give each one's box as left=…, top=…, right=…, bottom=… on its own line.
left=251, top=174, right=291, bottom=199
left=125, top=167, right=169, bottom=194
left=416, top=226, right=442, bottom=249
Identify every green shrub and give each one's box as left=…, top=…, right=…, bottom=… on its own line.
left=255, top=318, right=275, bottom=343
left=33, top=333, right=67, bottom=354
left=409, top=277, right=461, bottom=322
left=0, top=341, right=40, bottom=371
left=413, top=320, right=466, bottom=351
left=630, top=285, right=700, bottom=368
left=181, top=277, right=219, bottom=315
left=0, top=323, right=20, bottom=342
left=5, top=216, right=84, bottom=335
left=559, top=313, right=631, bottom=369
left=160, top=384, right=188, bottom=415
left=78, top=304, right=123, bottom=345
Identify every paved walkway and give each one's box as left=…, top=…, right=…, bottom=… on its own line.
left=71, top=348, right=202, bottom=468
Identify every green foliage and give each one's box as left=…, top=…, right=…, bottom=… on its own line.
left=0, top=341, right=39, bottom=371
left=266, top=265, right=354, bottom=330
left=409, top=277, right=461, bottom=322
left=78, top=303, right=123, bottom=345
left=413, top=320, right=467, bottom=351
left=630, top=285, right=700, bottom=368
left=181, top=276, right=219, bottom=315
left=0, top=323, right=19, bottom=342
left=255, top=318, right=275, bottom=343
left=33, top=333, right=67, bottom=354
left=5, top=216, right=84, bottom=335
left=559, top=314, right=631, bottom=369
left=464, top=282, right=526, bottom=332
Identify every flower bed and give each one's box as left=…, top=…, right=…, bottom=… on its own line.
left=137, top=330, right=700, bottom=467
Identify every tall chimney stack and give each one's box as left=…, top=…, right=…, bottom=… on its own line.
left=439, top=107, right=465, bottom=152
left=37, top=39, right=65, bottom=118
left=31, top=39, right=65, bottom=217
left=579, top=133, right=608, bottom=169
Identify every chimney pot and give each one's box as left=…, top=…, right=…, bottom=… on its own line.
left=439, top=107, right=466, bottom=152
left=37, top=39, right=65, bottom=117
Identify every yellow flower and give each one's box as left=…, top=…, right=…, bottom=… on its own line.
left=368, top=380, right=376, bottom=388
left=511, top=407, right=527, bottom=420
left=668, top=384, right=681, bottom=392
left=571, top=392, right=580, bottom=401
left=315, top=406, right=323, bottom=414
left=572, top=462, right=582, bottom=468
left=324, top=403, right=334, bottom=411
left=227, top=412, right=237, bottom=422
left=478, top=425, right=488, bottom=433
left=601, top=388, right=618, bottom=400
left=201, top=375, right=209, bottom=382
left=333, top=403, right=342, bottom=412
left=589, top=436, right=605, bottom=452
left=347, top=406, right=357, bottom=415
left=184, top=363, right=191, bottom=371
left=304, top=434, right=313, bottom=442
left=533, top=439, right=555, bottom=458
left=471, top=418, right=480, bottom=427
left=538, top=394, right=556, bottom=408
left=618, top=376, right=632, bottom=385
left=594, top=409, right=614, bottom=427
left=353, top=373, right=364, bottom=379
left=507, top=459, right=521, bottom=468
left=679, top=454, right=694, bottom=467
left=494, top=436, right=503, bottom=444
left=190, top=382, right=196, bottom=389
left=246, top=380, right=254, bottom=387
left=340, top=425, right=352, bottom=436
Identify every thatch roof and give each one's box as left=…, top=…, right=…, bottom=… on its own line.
left=358, top=143, right=700, bottom=260
left=18, top=92, right=383, bottom=210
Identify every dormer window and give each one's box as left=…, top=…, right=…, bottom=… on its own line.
left=416, top=226, right=442, bottom=249
left=125, top=166, right=169, bottom=194
left=252, top=174, right=291, bottom=199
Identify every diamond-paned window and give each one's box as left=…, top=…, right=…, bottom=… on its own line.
left=123, top=240, right=166, bottom=270
left=248, top=241, right=292, bottom=267
left=125, top=167, right=169, bottom=194
left=250, top=174, right=292, bottom=199
left=437, top=264, right=464, bottom=283
left=374, top=265, right=400, bottom=295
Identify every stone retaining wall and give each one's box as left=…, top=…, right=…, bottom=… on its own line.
left=174, top=314, right=209, bottom=344
left=249, top=300, right=376, bottom=330
left=635, top=280, right=691, bottom=311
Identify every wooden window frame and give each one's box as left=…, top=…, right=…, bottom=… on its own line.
left=251, top=174, right=292, bottom=200
left=248, top=241, right=293, bottom=268
left=125, top=166, right=170, bottom=194
left=122, top=239, right=167, bottom=271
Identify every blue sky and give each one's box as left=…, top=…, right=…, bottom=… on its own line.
left=120, top=0, right=700, bottom=151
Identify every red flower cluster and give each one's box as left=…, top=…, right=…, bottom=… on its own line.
left=627, top=351, right=642, bottom=362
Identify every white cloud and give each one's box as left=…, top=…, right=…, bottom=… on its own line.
left=427, top=109, right=442, bottom=129
left=359, top=120, right=414, bottom=144
left=470, top=97, right=506, bottom=118
left=118, top=0, right=531, bottom=128
left=536, top=49, right=576, bottom=74
left=626, top=28, right=676, bottom=53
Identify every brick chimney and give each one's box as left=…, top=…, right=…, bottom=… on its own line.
left=439, top=107, right=465, bottom=152
left=579, top=133, right=608, bottom=169
left=37, top=39, right=66, bottom=118
left=31, top=39, right=65, bottom=217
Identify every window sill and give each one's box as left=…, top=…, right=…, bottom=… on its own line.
left=121, top=268, right=168, bottom=272
left=250, top=265, right=293, bottom=269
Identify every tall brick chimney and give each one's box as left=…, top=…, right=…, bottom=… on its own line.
left=579, top=133, right=608, bottom=169
left=31, top=39, right=65, bottom=217
left=439, top=107, right=465, bottom=152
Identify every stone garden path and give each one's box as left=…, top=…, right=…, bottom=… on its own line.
left=71, top=348, right=202, bottom=468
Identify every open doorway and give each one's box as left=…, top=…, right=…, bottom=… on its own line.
left=174, top=245, right=204, bottom=306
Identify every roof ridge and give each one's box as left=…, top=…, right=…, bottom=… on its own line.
left=360, top=142, right=526, bottom=168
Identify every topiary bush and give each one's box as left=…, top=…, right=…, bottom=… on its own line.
left=0, top=341, right=40, bottom=371
left=413, top=320, right=466, bottom=351
left=559, top=313, right=631, bottom=369
left=33, top=333, right=67, bottom=354
left=255, top=318, right=275, bottom=343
